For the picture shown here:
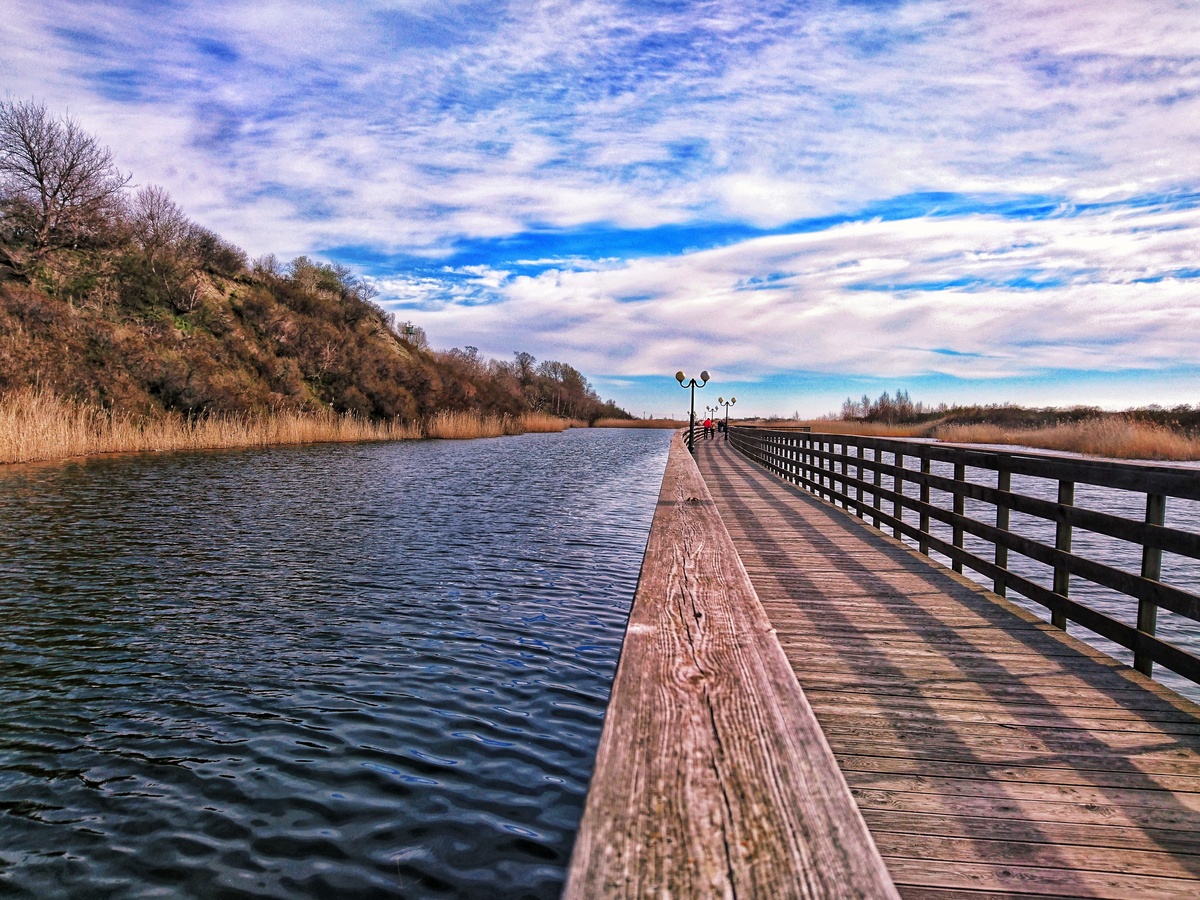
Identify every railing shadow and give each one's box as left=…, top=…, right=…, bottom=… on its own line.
left=698, top=437, right=1200, bottom=886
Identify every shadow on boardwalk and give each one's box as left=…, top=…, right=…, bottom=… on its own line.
left=695, top=436, right=1200, bottom=900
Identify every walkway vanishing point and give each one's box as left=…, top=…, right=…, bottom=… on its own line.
left=565, top=429, right=1200, bottom=899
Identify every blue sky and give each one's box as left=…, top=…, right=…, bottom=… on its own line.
left=5, top=0, right=1200, bottom=416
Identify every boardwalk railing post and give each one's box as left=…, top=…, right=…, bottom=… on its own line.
left=1052, top=480, right=1075, bottom=630
left=1135, top=493, right=1167, bottom=675
left=995, top=467, right=1011, bottom=596
left=950, top=465, right=969, bottom=571
left=952, top=462, right=965, bottom=573
left=893, top=452, right=904, bottom=540
left=919, top=454, right=930, bottom=554
left=855, top=444, right=864, bottom=518
left=823, top=438, right=832, bottom=501
left=836, top=440, right=844, bottom=507
left=872, top=449, right=882, bottom=528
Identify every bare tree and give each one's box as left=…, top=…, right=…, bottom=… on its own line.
left=130, top=184, right=189, bottom=273
left=0, top=99, right=130, bottom=265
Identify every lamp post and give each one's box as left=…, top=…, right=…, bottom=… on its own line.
left=675, top=370, right=709, bottom=453
left=718, top=396, right=736, bottom=441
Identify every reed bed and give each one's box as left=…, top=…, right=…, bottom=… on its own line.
left=0, top=388, right=422, bottom=465
left=593, top=418, right=684, bottom=429
left=518, top=412, right=571, bottom=433
left=933, top=417, right=1200, bottom=461
left=755, top=419, right=931, bottom=438
left=423, top=409, right=517, bottom=440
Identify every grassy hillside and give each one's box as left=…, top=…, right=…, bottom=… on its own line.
left=0, top=99, right=629, bottom=432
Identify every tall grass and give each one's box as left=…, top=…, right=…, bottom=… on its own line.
left=752, top=416, right=1200, bottom=460
left=593, top=418, right=684, bottom=429
left=0, top=388, right=422, bottom=465
left=519, top=412, right=572, bottom=433
left=934, top=417, right=1200, bottom=461
left=755, top=419, right=930, bottom=438
left=0, top=391, right=595, bottom=465
left=423, top=410, right=511, bottom=439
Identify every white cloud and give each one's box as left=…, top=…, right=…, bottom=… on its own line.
left=4, top=0, right=1200, bottom=409
left=397, top=202, right=1200, bottom=381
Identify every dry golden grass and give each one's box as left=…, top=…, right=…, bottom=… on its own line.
left=425, top=409, right=539, bottom=439
left=593, top=418, right=685, bottom=429
left=518, top=412, right=571, bottom=433
left=752, top=419, right=930, bottom=438
left=934, top=417, right=1200, bottom=461
left=0, top=388, right=422, bottom=465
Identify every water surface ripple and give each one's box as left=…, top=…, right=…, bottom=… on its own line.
left=0, top=428, right=670, bottom=898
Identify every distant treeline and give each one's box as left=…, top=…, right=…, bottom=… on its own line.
left=0, top=98, right=629, bottom=424
left=838, top=390, right=1200, bottom=433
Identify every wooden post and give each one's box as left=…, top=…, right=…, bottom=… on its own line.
left=825, top=439, right=834, bottom=502
left=893, top=452, right=904, bottom=539
left=872, top=449, right=882, bottom=528
left=919, top=455, right=930, bottom=554
left=838, top=441, right=847, bottom=508
left=1135, top=493, right=1167, bottom=676
left=952, top=462, right=965, bottom=573
left=1052, top=480, right=1074, bottom=630
left=855, top=444, right=864, bottom=518
left=994, top=467, right=1010, bottom=596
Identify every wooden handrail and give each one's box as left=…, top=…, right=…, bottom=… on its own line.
left=729, top=426, right=1200, bottom=683
left=564, top=431, right=898, bottom=898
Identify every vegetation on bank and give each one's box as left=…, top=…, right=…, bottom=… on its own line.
left=783, top=390, right=1200, bottom=461
left=0, top=389, right=584, bottom=465
left=0, top=98, right=631, bottom=464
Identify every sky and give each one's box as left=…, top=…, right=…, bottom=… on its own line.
left=3, top=0, right=1199, bottom=418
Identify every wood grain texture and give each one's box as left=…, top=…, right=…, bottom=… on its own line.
left=696, top=437, right=1200, bottom=899
left=563, top=432, right=899, bottom=899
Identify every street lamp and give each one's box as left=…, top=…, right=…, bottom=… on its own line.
left=718, top=396, right=737, bottom=441
left=675, top=370, right=710, bottom=453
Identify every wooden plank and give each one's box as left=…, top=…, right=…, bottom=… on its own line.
left=882, top=855, right=1200, bottom=900
left=858, top=808, right=1200, bottom=856
left=872, top=830, right=1200, bottom=879
left=804, top=689, right=1200, bottom=726
left=833, top=752, right=1200, bottom=793
left=844, top=770, right=1200, bottom=814
left=564, top=431, right=898, bottom=899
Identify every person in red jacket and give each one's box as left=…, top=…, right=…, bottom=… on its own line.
left=703, top=416, right=714, bottom=439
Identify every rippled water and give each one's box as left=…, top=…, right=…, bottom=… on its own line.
left=0, top=428, right=670, bottom=898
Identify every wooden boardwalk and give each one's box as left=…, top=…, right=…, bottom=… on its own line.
left=565, top=431, right=898, bottom=898
left=695, top=435, right=1200, bottom=899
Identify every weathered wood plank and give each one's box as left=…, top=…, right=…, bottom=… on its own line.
left=564, top=432, right=898, bottom=899
left=871, top=830, right=1200, bottom=880
left=834, top=752, right=1200, bottom=793
left=882, top=855, right=1200, bottom=900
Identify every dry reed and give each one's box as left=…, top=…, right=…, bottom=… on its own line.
left=0, top=388, right=422, bottom=465
left=933, top=417, right=1200, bottom=461
left=757, top=419, right=930, bottom=438
left=423, top=409, right=518, bottom=440
left=593, top=418, right=684, bottom=429
left=518, top=412, right=571, bottom=433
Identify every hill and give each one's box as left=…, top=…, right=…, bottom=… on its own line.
left=0, top=99, right=628, bottom=429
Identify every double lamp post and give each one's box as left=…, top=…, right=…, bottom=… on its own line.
left=675, top=370, right=708, bottom=453
left=676, top=371, right=739, bottom=453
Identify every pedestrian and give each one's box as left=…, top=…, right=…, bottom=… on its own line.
left=703, top=416, right=714, bottom=439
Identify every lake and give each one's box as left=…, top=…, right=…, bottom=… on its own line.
left=0, top=428, right=671, bottom=898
